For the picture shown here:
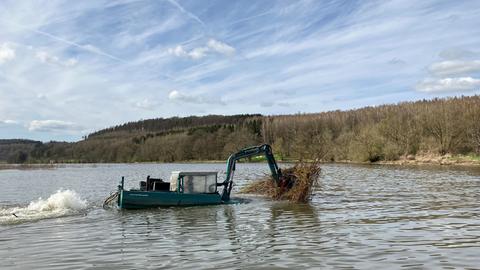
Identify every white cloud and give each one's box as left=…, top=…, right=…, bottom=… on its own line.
left=134, top=98, right=159, bottom=110
left=0, top=43, right=15, bottom=64
left=416, top=77, right=480, bottom=92
left=167, top=45, right=208, bottom=59
left=207, top=39, right=235, bottom=55
left=168, top=90, right=225, bottom=105
left=259, top=100, right=295, bottom=108
left=167, top=39, right=235, bottom=60
left=36, top=51, right=78, bottom=67
left=168, top=45, right=209, bottom=60
left=168, top=90, right=196, bottom=102
left=28, top=120, right=83, bottom=132
left=188, top=47, right=209, bottom=59
left=428, top=60, right=480, bottom=77
left=168, top=45, right=187, bottom=57
left=0, top=119, right=18, bottom=125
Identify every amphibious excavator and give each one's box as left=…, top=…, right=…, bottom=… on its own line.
left=105, top=144, right=289, bottom=209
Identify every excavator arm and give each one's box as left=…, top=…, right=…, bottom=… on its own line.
left=221, top=144, right=282, bottom=201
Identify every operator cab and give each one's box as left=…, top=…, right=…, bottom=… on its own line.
left=169, top=171, right=218, bottom=194
left=136, top=171, right=219, bottom=194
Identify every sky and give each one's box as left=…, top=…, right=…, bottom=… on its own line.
left=1, top=0, right=480, bottom=142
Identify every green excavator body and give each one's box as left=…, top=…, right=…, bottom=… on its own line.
left=113, top=144, right=282, bottom=209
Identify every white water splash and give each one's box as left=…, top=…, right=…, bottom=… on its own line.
left=0, top=189, right=87, bottom=225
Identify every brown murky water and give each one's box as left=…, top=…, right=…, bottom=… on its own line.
left=1, top=163, right=479, bottom=269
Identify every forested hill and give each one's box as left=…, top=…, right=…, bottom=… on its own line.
left=0, top=139, right=42, bottom=163
left=88, top=114, right=262, bottom=138
left=2, top=95, right=480, bottom=164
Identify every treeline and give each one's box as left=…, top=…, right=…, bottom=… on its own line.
left=88, top=114, right=261, bottom=138
left=1, top=116, right=264, bottom=163
left=263, top=96, right=480, bottom=162
left=2, top=95, right=480, bottom=164
left=0, top=139, right=41, bottom=163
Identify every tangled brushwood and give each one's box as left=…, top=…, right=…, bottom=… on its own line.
left=240, top=161, right=321, bottom=203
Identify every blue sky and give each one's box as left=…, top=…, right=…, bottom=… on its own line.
left=1, top=0, right=480, bottom=141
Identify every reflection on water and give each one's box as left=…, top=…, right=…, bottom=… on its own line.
left=0, top=163, right=479, bottom=269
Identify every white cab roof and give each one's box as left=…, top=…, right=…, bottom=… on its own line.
left=170, top=171, right=218, bottom=176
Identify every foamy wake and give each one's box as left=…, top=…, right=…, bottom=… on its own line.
left=0, top=189, right=87, bottom=225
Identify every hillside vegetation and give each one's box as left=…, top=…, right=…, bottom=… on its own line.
left=1, top=96, right=480, bottom=164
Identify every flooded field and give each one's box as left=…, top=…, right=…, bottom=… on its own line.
left=1, top=163, right=479, bottom=269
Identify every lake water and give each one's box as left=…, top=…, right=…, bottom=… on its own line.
left=1, top=163, right=479, bottom=269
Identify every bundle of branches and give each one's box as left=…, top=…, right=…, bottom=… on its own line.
left=240, top=161, right=321, bottom=203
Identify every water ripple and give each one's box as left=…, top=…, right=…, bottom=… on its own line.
left=1, top=163, right=479, bottom=269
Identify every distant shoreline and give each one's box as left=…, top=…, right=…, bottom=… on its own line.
left=2, top=154, right=479, bottom=170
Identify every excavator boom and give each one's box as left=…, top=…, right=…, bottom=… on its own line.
left=221, top=144, right=282, bottom=201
